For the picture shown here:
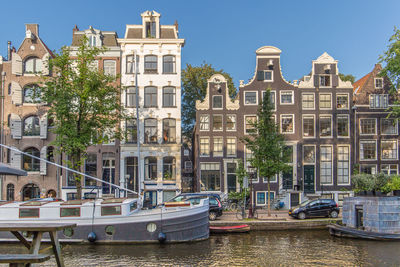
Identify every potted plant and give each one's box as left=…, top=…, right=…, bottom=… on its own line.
left=373, top=173, right=390, bottom=196
left=385, top=176, right=400, bottom=196
left=352, top=174, right=374, bottom=195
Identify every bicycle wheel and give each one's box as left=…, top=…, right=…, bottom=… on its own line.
left=229, top=203, right=238, bottom=211
left=252, top=209, right=258, bottom=219
left=236, top=209, right=246, bottom=220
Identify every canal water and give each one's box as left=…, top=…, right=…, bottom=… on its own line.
left=1, top=230, right=399, bottom=266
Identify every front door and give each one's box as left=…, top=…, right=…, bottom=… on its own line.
left=227, top=163, right=237, bottom=193
left=290, top=193, right=300, bottom=207
left=304, top=166, right=315, bottom=193
left=282, top=169, right=293, bottom=190
left=102, top=157, right=115, bottom=195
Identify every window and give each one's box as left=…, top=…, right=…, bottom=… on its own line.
left=163, top=157, right=176, bottom=180
left=8, top=83, right=11, bottom=95
left=144, top=119, right=158, bottom=144
left=320, top=146, right=332, bottom=184
left=200, top=163, right=220, bottom=191
left=256, top=192, right=265, bottom=205
left=163, top=55, right=175, bottom=73
left=23, top=116, right=40, bottom=136
left=369, top=94, right=388, bottom=109
left=381, top=164, right=398, bottom=175
left=337, top=115, right=349, bottom=137
left=23, top=84, right=41, bottom=103
left=163, top=119, right=176, bottom=143
left=162, top=87, right=175, bottom=107
left=126, top=119, right=137, bottom=143
left=360, top=119, right=376, bottom=135
left=302, top=93, right=314, bottom=109
left=319, top=116, right=332, bottom=137
left=125, top=55, right=137, bottom=74
left=303, top=146, right=315, bottom=163
left=227, top=137, right=236, bottom=157
left=303, top=116, right=315, bottom=137
left=245, top=115, right=257, bottom=134
left=319, top=75, right=330, bottom=87
left=126, top=157, right=138, bottom=192
left=126, top=87, right=136, bottom=107
left=319, top=93, right=332, bottom=109
left=213, top=115, right=223, bottom=131
left=338, top=146, right=350, bottom=184
left=163, top=191, right=176, bottom=202
left=84, top=154, right=97, bottom=187
left=213, top=137, right=223, bottom=157
left=19, top=208, right=39, bottom=218
left=23, top=147, right=40, bottom=171
left=144, top=86, right=157, bottom=107
left=375, top=78, right=383, bottom=89
left=381, top=140, right=397, bottom=160
left=257, top=70, right=273, bottom=81
left=245, top=147, right=258, bottom=182
left=212, top=95, right=223, bottom=109
left=103, top=60, right=116, bottom=76
left=360, top=164, right=376, bottom=175
left=226, top=115, right=236, bottom=131
left=200, top=138, right=210, bottom=156
left=61, top=207, right=80, bottom=217
left=280, top=91, right=294, bottom=104
left=145, top=21, right=156, bottom=38
left=245, top=92, right=257, bottom=105
left=184, top=161, right=192, bottom=171
left=336, top=94, right=349, bottom=109
left=199, top=115, right=209, bottom=131
left=145, top=157, right=157, bottom=180
left=263, top=90, right=276, bottom=110
left=24, top=57, right=42, bottom=74
left=89, top=35, right=97, bottom=47
left=6, top=184, right=14, bottom=201
left=101, top=206, right=121, bottom=216
left=144, top=55, right=157, bottom=73
left=360, top=140, right=376, bottom=160
left=47, top=146, right=54, bottom=162
left=281, top=115, right=294, bottom=134
left=381, top=119, right=398, bottom=135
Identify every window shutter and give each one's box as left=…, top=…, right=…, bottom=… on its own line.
left=40, top=146, right=47, bottom=175
left=41, top=53, right=50, bottom=75
left=40, top=115, right=48, bottom=139
left=10, top=147, right=22, bottom=170
left=11, top=81, right=22, bottom=105
left=11, top=52, right=22, bottom=75
left=10, top=113, right=22, bottom=139
left=257, top=71, right=264, bottom=81
left=332, top=75, right=338, bottom=87
left=314, top=75, right=319, bottom=87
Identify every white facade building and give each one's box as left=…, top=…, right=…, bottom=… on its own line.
left=118, top=11, right=185, bottom=205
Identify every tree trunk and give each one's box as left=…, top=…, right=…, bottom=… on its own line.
left=267, top=179, right=271, bottom=217
left=72, top=152, right=82, bottom=200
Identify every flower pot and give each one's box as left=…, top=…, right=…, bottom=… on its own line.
left=393, top=190, right=400, bottom=196
left=373, top=191, right=386, bottom=197
left=365, top=191, right=374, bottom=196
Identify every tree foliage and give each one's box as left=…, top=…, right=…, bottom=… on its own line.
left=42, top=37, right=125, bottom=199
left=380, top=27, right=400, bottom=91
left=339, top=73, right=355, bottom=83
left=181, top=63, right=236, bottom=140
left=242, top=89, right=290, bottom=216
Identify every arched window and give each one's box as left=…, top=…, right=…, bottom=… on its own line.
left=162, top=87, right=175, bottom=107
left=23, top=115, right=40, bottom=136
left=163, top=118, right=176, bottom=143
left=163, top=55, right=175, bottom=74
left=6, top=184, right=14, bottom=201
left=144, top=86, right=157, bottom=107
left=24, top=57, right=42, bottom=73
left=163, top=157, right=176, bottom=180
left=144, top=118, right=158, bottom=144
left=144, top=157, right=157, bottom=180
left=23, top=147, right=40, bottom=171
left=144, top=55, right=157, bottom=73
left=23, top=84, right=41, bottom=103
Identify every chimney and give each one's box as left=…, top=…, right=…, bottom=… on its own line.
left=7, top=41, right=11, bottom=61
left=25, top=24, right=39, bottom=37
left=73, top=25, right=79, bottom=33
left=174, top=20, right=179, bottom=32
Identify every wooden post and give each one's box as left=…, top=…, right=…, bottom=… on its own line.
left=49, top=230, right=64, bottom=267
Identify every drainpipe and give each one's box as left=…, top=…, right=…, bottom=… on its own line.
left=0, top=71, right=5, bottom=200
left=353, top=106, right=357, bottom=176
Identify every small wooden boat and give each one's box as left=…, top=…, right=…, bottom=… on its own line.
left=328, top=224, right=400, bottom=241
left=210, top=224, right=250, bottom=234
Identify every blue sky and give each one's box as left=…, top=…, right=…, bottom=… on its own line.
left=1, top=0, right=399, bottom=86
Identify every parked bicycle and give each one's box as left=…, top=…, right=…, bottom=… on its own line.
left=235, top=200, right=258, bottom=220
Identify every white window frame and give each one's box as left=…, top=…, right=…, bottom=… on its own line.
left=360, top=164, right=377, bottom=175
left=381, top=140, right=398, bottom=160
left=226, top=137, right=237, bottom=157
left=199, top=115, right=209, bottom=131
left=244, top=115, right=257, bottom=135
left=255, top=191, right=275, bottom=206
left=244, top=91, right=258, bottom=106
left=369, top=94, right=389, bottom=109
left=319, top=93, right=332, bottom=110
left=381, top=164, right=398, bottom=175
left=280, top=90, right=294, bottom=105
left=280, top=114, right=295, bottom=134
left=302, top=115, right=315, bottom=138
left=245, top=145, right=258, bottom=183
left=336, top=93, right=349, bottom=110
left=226, top=114, right=237, bottom=131
left=103, top=60, right=116, bottom=76
left=374, top=78, right=383, bottom=89
left=199, top=137, right=210, bottom=157
left=213, top=137, right=223, bottom=157
left=263, top=70, right=273, bottom=82
left=337, top=145, right=351, bottom=185
left=319, top=115, right=333, bottom=138
left=262, top=90, right=276, bottom=111
left=337, top=114, right=350, bottom=138
left=184, top=161, right=192, bottom=170
left=381, top=118, right=398, bottom=135
left=212, top=114, right=223, bottom=132
left=303, top=145, right=316, bottom=164
left=319, top=74, right=331, bottom=87
left=302, top=93, right=315, bottom=110
left=320, top=145, right=333, bottom=186
left=212, top=95, right=223, bottom=110
left=360, top=118, right=377, bottom=136
left=360, top=140, right=377, bottom=161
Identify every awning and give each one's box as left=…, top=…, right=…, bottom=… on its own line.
left=0, top=163, right=27, bottom=176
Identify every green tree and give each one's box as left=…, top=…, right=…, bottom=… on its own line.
left=339, top=73, right=355, bottom=83
left=181, top=63, right=236, bottom=141
left=242, top=89, right=290, bottom=216
left=42, top=37, right=125, bottom=199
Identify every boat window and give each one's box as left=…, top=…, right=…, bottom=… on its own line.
left=105, top=225, right=115, bottom=236
left=146, top=223, right=157, bottom=233
left=63, top=228, right=74, bottom=237
left=61, top=207, right=80, bottom=217
left=21, top=201, right=43, bottom=206
left=101, top=205, right=121, bottom=216
left=19, top=208, right=39, bottom=218
left=102, top=198, right=124, bottom=204
left=130, top=202, right=137, bottom=212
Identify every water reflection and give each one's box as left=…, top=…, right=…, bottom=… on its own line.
left=0, top=230, right=399, bottom=266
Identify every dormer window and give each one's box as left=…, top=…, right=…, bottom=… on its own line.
left=89, top=35, right=97, bottom=47
left=146, top=22, right=156, bottom=38
left=24, top=57, right=42, bottom=74
left=375, top=78, right=383, bottom=89
left=319, top=75, right=330, bottom=87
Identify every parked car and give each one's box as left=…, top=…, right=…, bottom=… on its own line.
left=288, top=199, right=339, bottom=219
left=168, top=193, right=223, bottom=221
